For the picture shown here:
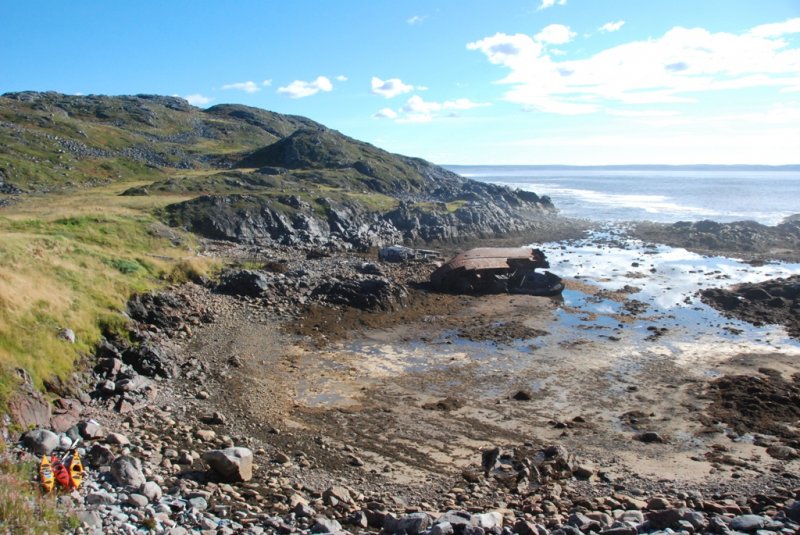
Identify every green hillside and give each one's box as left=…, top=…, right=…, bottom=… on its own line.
left=0, top=91, right=554, bottom=411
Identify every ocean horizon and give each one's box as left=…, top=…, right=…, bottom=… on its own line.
left=447, top=164, right=800, bottom=226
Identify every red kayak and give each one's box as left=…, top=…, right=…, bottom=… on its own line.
left=51, top=455, right=71, bottom=490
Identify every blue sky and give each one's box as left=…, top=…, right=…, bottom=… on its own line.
left=3, top=0, right=799, bottom=165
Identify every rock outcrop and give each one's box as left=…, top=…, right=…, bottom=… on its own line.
left=634, top=216, right=800, bottom=262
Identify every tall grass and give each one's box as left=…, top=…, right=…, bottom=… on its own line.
left=0, top=190, right=216, bottom=407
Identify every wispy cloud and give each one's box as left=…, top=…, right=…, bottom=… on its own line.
left=538, top=0, right=566, bottom=10
left=184, top=94, right=212, bottom=106
left=748, top=18, right=800, bottom=37
left=407, top=15, right=426, bottom=25
left=467, top=18, right=800, bottom=115
left=262, top=79, right=272, bottom=87
left=222, top=81, right=261, bottom=93
left=599, top=20, right=625, bottom=33
left=371, top=77, right=416, bottom=98
left=535, top=24, right=576, bottom=45
left=277, top=76, right=333, bottom=98
left=372, top=108, right=398, bottom=119
left=374, top=95, right=491, bottom=123
left=335, top=75, right=348, bottom=82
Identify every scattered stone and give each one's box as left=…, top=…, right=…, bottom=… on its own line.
left=311, top=516, right=342, bottom=533
left=78, top=510, right=103, bottom=528
left=86, top=491, right=116, bottom=505
left=787, top=501, right=800, bottom=522
left=110, top=455, right=146, bottom=488
left=105, top=432, right=130, bottom=445
left=347, top=453, right=365, bottom=467
left=323, top=485, right=353, bottom=506
left=635, top=431, right=666, bottom=443
left=58, top=328, right=76, bottom=343
left=474, top=512, right=503, bottom=532
left=422, top=397, right=465, bottom=411
left=766, top=444, right=798, bottom=460
left=274, top=451, right=291, bottom=464
left=730, top=514, right=766, bottom=532
left=141, top=480, right=163, bottom=502
left=127, top=493, right=149, bottom=508
left=572, top=464, right=594, bottom=480
left=195, top=429, right=216, bottom=442
left=646, top=508, right=683, bottom=530
left=202, top=447, right=253, bottom=482
left=647, top=497, right=671, bottom=510
left=384, top=512, right=432, bottom=535
left=200, top=411, right=226, bottom=425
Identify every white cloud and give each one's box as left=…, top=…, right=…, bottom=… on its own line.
left=407, top=15, right=426, bottom=25
left=443, top=98, right=489, bottom=110
left=262, top=79, right=272, bottom=87
left=466, top=32, right=543, bottom=68
left=371, top=76, right=415, bottom=98
left=599, top=20, right=625, bottom=33
left=748, top=17, right=800, bottom=38
left=222, top=81, right=261, bottom=93
left=538, top=0, right=566, bottom=10
left=184, top=94, right=212, bottom=106
left=535, top=24, right=576, bottom=45
left=467, top=19, right=800, bottom=115
left=374, top=95, right=491, bottom=123
left=277, top=76, right=333, bottom=98
left=336, top=75, right=348, bottom=82
left=373, top=108, right=398, bottom=119
left=605, top=109, right=679, bottom=118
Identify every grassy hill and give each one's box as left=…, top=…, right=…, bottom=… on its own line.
left=0, top=91, right=554, bottom=413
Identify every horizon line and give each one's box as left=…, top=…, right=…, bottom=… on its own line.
left=442, top=163, right=800, bottom=169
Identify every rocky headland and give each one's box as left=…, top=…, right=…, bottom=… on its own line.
left=633, top=217, right=800, bottom=264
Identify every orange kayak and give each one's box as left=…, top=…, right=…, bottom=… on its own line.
left=51, top=455, right=70, bottom=490
left=67, top=450, right=83, bottom=489
left=39, top=455, right=55, bottom=493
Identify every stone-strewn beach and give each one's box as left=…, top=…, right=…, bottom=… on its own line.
left=8, top=220, right=800, bottom=534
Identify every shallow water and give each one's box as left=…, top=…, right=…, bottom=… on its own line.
left=337, top=230, right=799, bottom=377
left=541, top=228, right=800, bottom=347
left=297, top=229, right=800, bottom=409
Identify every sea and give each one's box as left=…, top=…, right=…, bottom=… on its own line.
left=438, top=165, right=800, bottom=351
left=446, top=165, right=800, bottom=225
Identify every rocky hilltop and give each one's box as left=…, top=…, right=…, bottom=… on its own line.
left=0, top=91, right=557, bottom=248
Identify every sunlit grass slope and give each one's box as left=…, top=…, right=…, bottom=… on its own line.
left=0, top=184, right=215, bottom=406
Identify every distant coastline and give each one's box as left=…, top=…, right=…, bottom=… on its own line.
left=445, top=164, right=800, bottom=172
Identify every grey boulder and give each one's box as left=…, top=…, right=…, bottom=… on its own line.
left=22, top=428, right=59, bottom=455
left=202, top=447, right=253, bottom=482
left=110, top=455, right=146, bottom=488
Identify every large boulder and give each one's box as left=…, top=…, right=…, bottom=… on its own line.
left=7, top=370, right=51, bottom=429
left=122, top=342, right=176, bottom=378
left=202, top=447, right=253, bottom=482
left=110, top=455, right=146, bottom=488
left=383, top=512, right=432, bottom=535
left=311, top=277, right=407, bottom=311
left=216, top=269, right=271, bottom=297
left=21, top=428, right=59, bottom=455
left=86, top=443, right=115, bottom=469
